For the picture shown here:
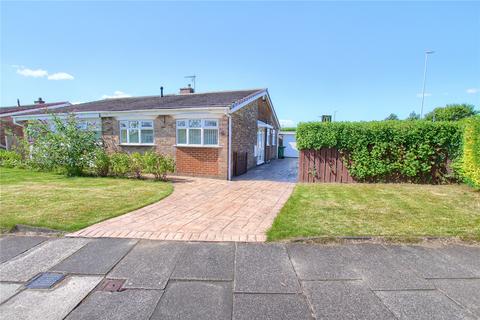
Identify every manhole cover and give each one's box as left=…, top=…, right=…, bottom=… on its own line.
left=98, top=279, right=126, bottom=292
left=26, top=272, right=65, bottom=289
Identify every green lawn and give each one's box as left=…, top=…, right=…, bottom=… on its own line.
left=267, top=183, right=480, bottom=242
left=0, top=168, right=173, bottom=232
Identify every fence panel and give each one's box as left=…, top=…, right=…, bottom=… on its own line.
left=298, top=148, right=355, bottom=183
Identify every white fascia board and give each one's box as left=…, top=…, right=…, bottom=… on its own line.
left=257, top=120, right=274, bottom=129
left=279, top=131, right=296, bottom=135
left=13, top=112, right=101, bottom=122
left=229, top=89, right=280, bottom=128
left=101, top=107, right=229, bottom=118
left=0, top=103, right=71, bottom=118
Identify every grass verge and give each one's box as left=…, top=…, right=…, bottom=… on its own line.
left=267, top=183, right=480, bottom=242
left=0, top=168, right=173, bottom=232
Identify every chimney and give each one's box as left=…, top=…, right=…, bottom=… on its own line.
left=160, top=86, right=164, bottom=97
left=34, top=97, right=45, bottom=104
left=17, top=99, right=21, bottom=107
left=179, top=84, right=194, bottom=95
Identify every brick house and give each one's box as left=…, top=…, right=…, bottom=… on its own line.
left=13, top=88, right=280, bottom=180
left=0, top=99, right=71, bottom=149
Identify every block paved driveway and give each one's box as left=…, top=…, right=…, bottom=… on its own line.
left=1, top=236, right=479, bottom=320
left=69, top=158, right=298, bottom=242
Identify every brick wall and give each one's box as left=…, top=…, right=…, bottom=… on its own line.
left=102, top=114, right=229, bottom=179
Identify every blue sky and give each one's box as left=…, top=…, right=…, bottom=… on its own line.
left=1, top=1, right=479, bottom=124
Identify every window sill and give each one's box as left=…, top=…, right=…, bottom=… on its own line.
left=174, top=144, right=222, bottom=148
left=119, top=143, right=155, bottom=146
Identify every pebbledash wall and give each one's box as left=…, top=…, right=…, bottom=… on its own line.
left=101, top=97, right=278, bottom=179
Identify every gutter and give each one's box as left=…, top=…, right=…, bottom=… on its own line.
left=227, top=112, right=232, bottom=181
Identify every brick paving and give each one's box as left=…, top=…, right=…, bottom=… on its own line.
left=68, top=159, right=298, bottom=242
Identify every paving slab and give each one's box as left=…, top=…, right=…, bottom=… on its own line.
left=350, top=244, right=434, bottom=290
left=433, top=279, right=480, bottom=317
left=287, top=244, right=361, bottom=280
left=0, top=275, right=102, bottom=320
left=151, top=281, right=232, bottom=320
left=235, top=243, right=300, bottom=293
left=233, top=293, right=312, bottom=320
left=0, top=236, right=49, bottom=263
left=0, top=283, right=22, bottom=304
left=375, top=290, right=477, bottom=320
left=51, top=238, right=137, bottom=274
left=0, top=238, right=90, bottom=282
left=107, top=240, right=184, bottom=289
left=66, top=289, right=163, bottom=320
left=303, top=280, right=396, bottom=320
left=385, top=245, right=477, bottom=279
left=171, top=242, right=234, bottom=280
left=436, top=245, right=480, bottom=277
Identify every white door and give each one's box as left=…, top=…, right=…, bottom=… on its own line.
left=256, top=128, right=265, bottom=165
left=283, top=133, right=299, bottom=157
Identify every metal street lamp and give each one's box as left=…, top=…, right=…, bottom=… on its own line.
left=420, top=50, right=435, bottom=118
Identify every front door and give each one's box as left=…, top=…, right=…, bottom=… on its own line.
left=257, top=128, right=265, bottom=165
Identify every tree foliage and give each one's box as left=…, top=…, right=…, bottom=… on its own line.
left=385, top=113, right=399, bottom=121
left=297, top=121, right=463, bottom=183
left=425, top=104, right=477, bottom=122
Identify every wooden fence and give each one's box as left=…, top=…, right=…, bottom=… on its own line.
left=298, top=148, right=355, bottom=183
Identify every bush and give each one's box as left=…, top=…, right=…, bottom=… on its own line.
left=26, top=114, right=99, bottom=176
left=109, top=152, right=131, bottom=177
left=297, top=120, right=463, bottom=183
left=0, top=150, right=23, bottom=168
left=130, top=152, right=144, bottom=178
left=142, top=151, right=175, bottom=181
left=92, top=149, right=110, bottom=177
left=456, top=116, right=480, bottom=189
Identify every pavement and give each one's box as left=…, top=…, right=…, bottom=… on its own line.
left=68, top=158, right=298, bottom=242
left=1, top=236, right=479, bottom=320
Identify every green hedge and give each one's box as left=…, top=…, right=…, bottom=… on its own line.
left=456, top=116, right=480, bottom=189
left=297, top=121, right=463, bottom=183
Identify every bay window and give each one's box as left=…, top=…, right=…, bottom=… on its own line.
left=176, top=119, right=219, bottom=146
left=119, top=120, right=154, bottom=144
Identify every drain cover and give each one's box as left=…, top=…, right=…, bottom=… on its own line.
left=98, top=279, right=126, bottom=292
left=26, top=272, right=65, bottom=289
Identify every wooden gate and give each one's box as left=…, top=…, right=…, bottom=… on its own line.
left=233, top=152, right=248, bottom=177
left=298, top=148, right=355, bottom=183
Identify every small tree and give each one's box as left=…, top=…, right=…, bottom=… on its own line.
left=425, top=104, right=477, bottom=121
left=26, top=114, right=99, bottom=176
left=406, top=111, right=420, bottom=121
left=385, top=113, right=399, bottom=121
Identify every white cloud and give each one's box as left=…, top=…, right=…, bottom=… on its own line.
left=16, top=68, right=48, bottom=78
left=416, top=92, right=432, bottom=98
left=47, top=72, right=74, bottom=80
left=102, top=91, right=132, bottom=99
left=279, top=119, right=296, bottom=127
left=466, top=88, right=479, bottom=94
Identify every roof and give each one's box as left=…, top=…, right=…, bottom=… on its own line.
left=19, top=89, right=265, bottom=116
left=0, top=102, right=70, bottom=116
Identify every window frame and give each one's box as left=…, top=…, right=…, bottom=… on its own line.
left=176, top=118, right=219, bottom=147
left=266, top=128, right=271, bottom=146
left=119, top=120, right=155, bottom=145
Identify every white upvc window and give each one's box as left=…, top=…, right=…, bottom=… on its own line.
left=266, top=128, right=271, bottom=146
left=272, top=129, right=276, bottom=146
left=176, top=119, right=219, bottom=146
left=119, top=120, right=154, bottom=145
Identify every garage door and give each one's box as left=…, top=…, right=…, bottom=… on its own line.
left=282, top=133, right=299, bottom=158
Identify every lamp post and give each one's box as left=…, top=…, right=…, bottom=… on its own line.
left=420, top=50, right=435, bottom=118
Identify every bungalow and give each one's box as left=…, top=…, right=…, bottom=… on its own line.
left=0, top=99, right=71, bottom=149
left=13, top=88, right=280, bottom=180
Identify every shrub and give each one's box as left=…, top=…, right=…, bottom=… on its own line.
left=455, top=116, right=480, bottom=189
left=0, top=150, right=23, bottom=168
left=130, top=152, right=144, bottom=178
left=93, top=149, right=110, bottom=177
left=297, top=120, right=463, bottom=183
left=142, top=151, right=175, bottom=181
left=110, top=152, right=131, bottom=177
left=25, top=114, right=99, bottom=176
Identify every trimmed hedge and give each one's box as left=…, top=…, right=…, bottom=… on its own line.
left=297, top=120, right=463, bottom=183
left=457, top=116, right=480, bottom=189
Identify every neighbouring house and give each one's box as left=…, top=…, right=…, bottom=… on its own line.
left=0, top=98, right=71, bottom=149
left=13, top=88, right=280, bottom=180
